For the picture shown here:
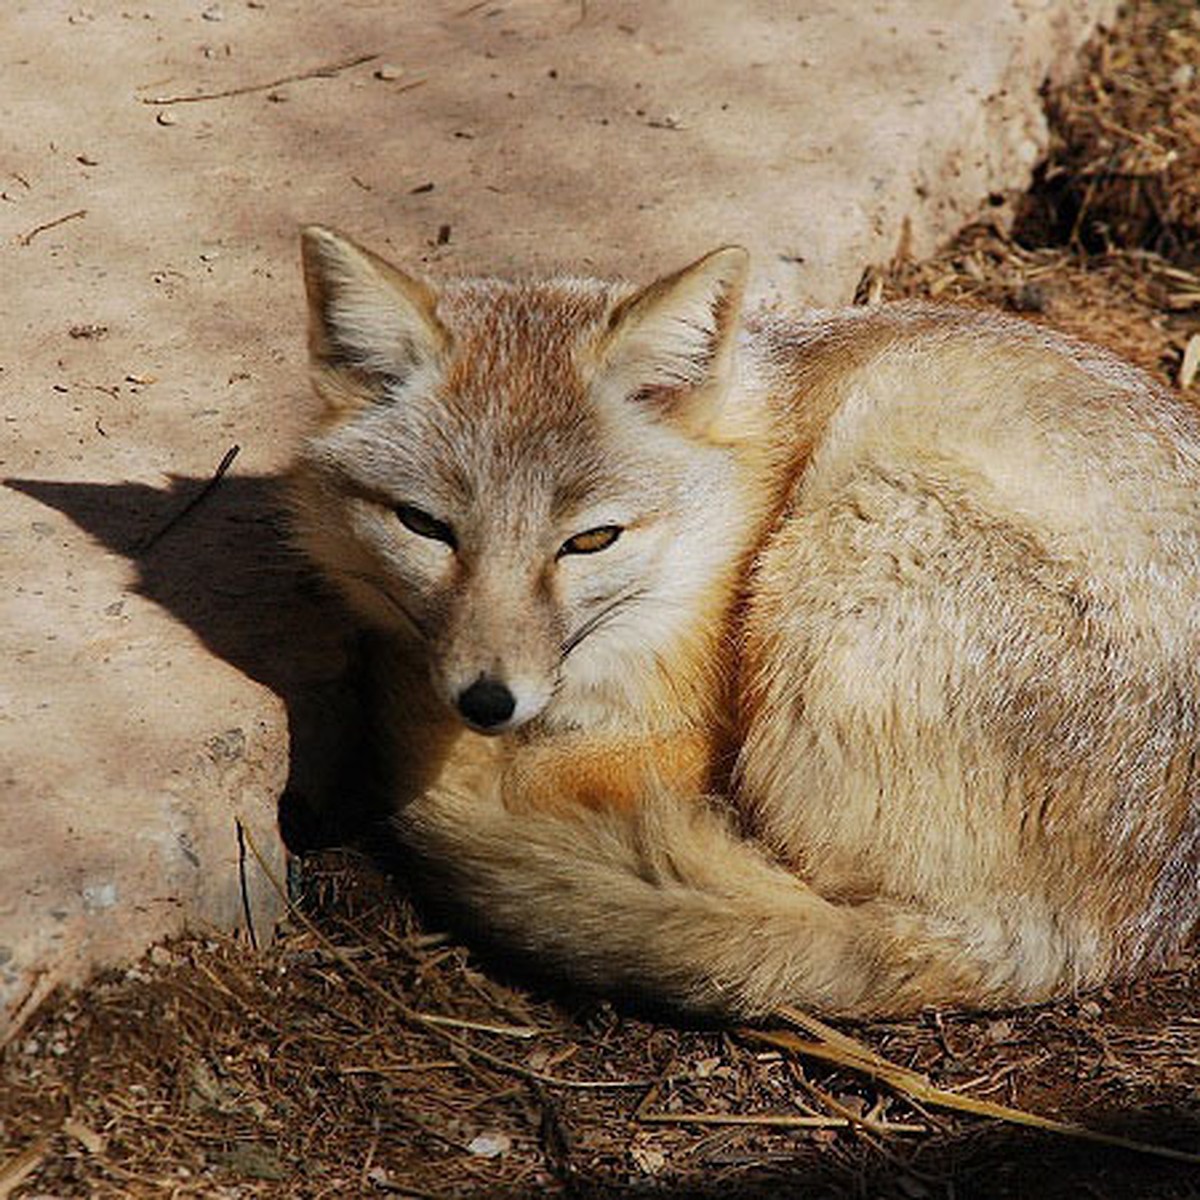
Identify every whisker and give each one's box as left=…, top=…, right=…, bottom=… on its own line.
left=560, top=587, right=648, bottom=661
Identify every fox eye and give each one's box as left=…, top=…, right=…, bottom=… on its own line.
left=558, top=525, right=622, bottom=557
left=395, top=503, right=456, bottom=548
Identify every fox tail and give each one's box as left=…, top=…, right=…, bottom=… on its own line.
left=393, top=784, right=1008, bottom=1019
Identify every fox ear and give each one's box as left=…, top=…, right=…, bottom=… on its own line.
left=597, top=246, right=748, bottom=434
left=301, top=225, right=450, bottom=414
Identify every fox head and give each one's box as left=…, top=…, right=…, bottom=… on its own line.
left=291, top=227, right=760, bottom=735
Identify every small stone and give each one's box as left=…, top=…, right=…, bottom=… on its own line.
left=1010, top=282, right=1047, bottom=313
left=526, top=1046, right=553, bottom=1072
left=156, top=110, right=177, bottom=126
left=1180, top=333, right=1200, bottom=391
left=62, top=1118, right=105, bottom=1154
left=69, top=323, right=108, bottom=339
left=81, top=881, right=118, bottom=912
left=206, top=727, right=246, bottom=763
left=467, top=1131, right=511, bottom=1158
left=630, top=1143, right=667, bottom=1175
left=210, top=1143, right=287, bottom=1181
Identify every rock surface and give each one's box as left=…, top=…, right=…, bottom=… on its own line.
left=1, top=0, right=1115, bottom=1036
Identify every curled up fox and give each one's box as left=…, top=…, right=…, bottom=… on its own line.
left=290, top=226, right=1200, bottom=1020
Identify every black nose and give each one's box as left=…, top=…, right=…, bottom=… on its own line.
left=456, top=677, right=516, bottom=729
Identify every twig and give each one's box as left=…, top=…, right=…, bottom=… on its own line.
left=1, top=969, right=61, bottom=1050
left=236, top=819, right=259, bottom=952
left=633, top=1047, right=922, bottom=1138
left=0, top=1140, right=47, bottom=1200
left=339, top=1061, right=461, bottom=1075
left=634, top=1075, right=666, bottom=1121
left=366, top=1184, right=444, bottom=1200
left=637, top=1108, right=924, bottom=1133
left=190, top=957, right=283, bottom=1036
left=140, top=53, right=378, bottom=105
left=15, top=208, right=86, bottom=246
left=137, top=443, right=239, bottom=553
left=416, top=1011, right=539, bottom=1039
left=1093, top=112, right=1166, bottom=152
left=746, top=1007, right=1200, bottom=1167
left=239, top=823, right=652, bottom=1092
left=797, top=1075, right=943, bottom=1186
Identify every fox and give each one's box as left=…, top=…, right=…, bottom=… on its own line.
left=289, top=225, right=1200, bottom=1019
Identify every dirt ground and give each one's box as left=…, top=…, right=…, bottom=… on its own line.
left=4, top=3, right=1200, bottom=1198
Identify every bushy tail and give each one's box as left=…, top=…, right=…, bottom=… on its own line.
left=393, top=784, right=1003, bottom=1019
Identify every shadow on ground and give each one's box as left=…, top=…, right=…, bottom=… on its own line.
left=623, top=1122, right=1200, bottom=1198
left=6, top=471, right=387, bottom=854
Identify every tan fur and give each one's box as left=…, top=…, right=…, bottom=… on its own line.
left=291, top=227, right=1200, bottom=1019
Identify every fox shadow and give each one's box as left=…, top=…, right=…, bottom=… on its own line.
left=6, top=469, right=387, bottom=854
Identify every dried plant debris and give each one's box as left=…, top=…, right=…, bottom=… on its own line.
left=1016, top=3, right=1200, bottom=262
left=4, top=2, right=1200, bottom=1197
left=2, top=853, right=1198, bottom=1199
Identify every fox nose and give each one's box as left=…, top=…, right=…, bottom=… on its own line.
left=456, top=676, right=516, bottom=730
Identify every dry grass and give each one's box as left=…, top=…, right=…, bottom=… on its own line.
left=2, top=853, right=1198, bottom=1198
left=1018, top=0, right=1200, bottom=264
left=4, top=3, right=1200, bottom=1197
